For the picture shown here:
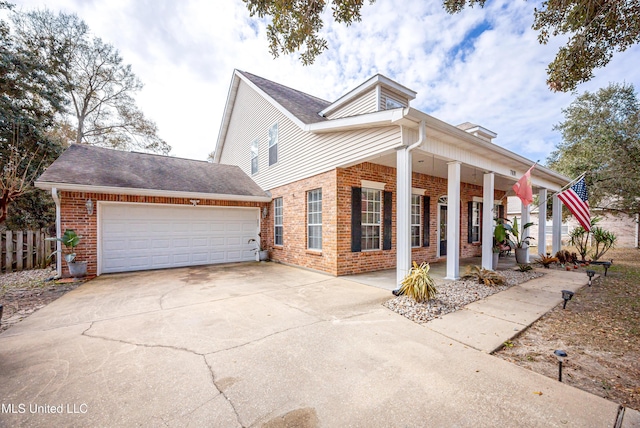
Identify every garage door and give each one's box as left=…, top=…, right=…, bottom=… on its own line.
left=100, top=204, right=259, bottom=274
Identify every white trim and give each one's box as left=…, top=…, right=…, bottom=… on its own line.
left=320, top=74, right=416, bottom=117
left=412, top=187, right=426, bottom=195
left=472, top=196, right=483, bottom=203
left=96, top=201, right=260, bottom=276
left=361, top=180, right=386, bottom=191
left=35, top=182, right=272, bottom=202
left=51, top=188, right=62, bottom=277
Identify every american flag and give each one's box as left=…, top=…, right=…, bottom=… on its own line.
left=558, top=177, right=591, bottom=231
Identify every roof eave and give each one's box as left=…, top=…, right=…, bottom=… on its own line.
left=34, top=181, right=272, bottom=203
left=213, top=70, right=242, bottom=164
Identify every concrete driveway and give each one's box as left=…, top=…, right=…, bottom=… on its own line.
left=0, top=262, right=619, bottom=427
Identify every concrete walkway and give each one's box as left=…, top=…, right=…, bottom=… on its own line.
left=0, top=262, right=628, bottom=427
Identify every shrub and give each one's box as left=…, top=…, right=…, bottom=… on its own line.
left=535, top=254, right=559, bottom=268
left=517, top=263, right=533, bottom=272
left=591, top=227, right=616, bottom=261
left=398, top=261, right=437, bottom=303
left=462, top=265, right=505, bottom=286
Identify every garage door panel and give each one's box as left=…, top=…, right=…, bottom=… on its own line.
left=101, top=204, right=258, bottom=273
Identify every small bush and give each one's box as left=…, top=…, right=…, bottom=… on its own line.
left=517, top=263, right=533, bottom=272
left=398, top=261, right=437, bottom=303
left=462, top=265, right=505, bottom=286
left=535, top=254, right=559, bottom=268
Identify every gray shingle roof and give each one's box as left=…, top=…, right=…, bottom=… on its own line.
left=239, top=71, right=330, bottom=124
left=36, top=144, right=268, bottom=198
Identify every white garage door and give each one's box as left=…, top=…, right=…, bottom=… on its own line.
left=100, top=204, right=259, bottom=274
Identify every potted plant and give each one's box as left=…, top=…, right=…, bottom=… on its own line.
left=248, top=235, right=269, bottom=261
left=507, top=216, right=535, bottom=264
left=47, top=229, right=87, bottom=277
left=492, top=218, right=509, bottom=269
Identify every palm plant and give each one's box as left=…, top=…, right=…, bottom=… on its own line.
left=462, top=265, right=505, bottom=286
left=398, top=261, right=438, bottom=303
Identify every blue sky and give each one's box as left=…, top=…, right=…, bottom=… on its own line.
left=8, top=0, right=640, bottom=164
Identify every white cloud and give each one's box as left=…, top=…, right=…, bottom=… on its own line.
left=9, top=0, right=640, bottom=165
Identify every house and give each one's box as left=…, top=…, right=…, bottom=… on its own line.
left=212, top=70, right=570, bottom=283
left=36, top=70, right=571, bottom=281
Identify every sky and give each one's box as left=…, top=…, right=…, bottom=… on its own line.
left=8, top=0, right=640, bottom=165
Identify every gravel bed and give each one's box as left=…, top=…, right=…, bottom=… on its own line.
left=383, top=269, right=544, bottom=324
left=0, top=268, right=56, bottom=292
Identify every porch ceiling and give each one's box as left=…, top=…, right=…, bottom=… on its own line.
left=362, top=150, right=524, bottom=192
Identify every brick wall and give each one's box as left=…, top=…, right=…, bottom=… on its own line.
left=334, top=163, right=505, bottom=275
left=262, top=170, right=338, bottom=274
left=58, top=191, right=268, bottom=277
left=261, top=162, right=505, bottom=276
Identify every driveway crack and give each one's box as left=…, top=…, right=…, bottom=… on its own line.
left=204, top=356, right=245, bottom=428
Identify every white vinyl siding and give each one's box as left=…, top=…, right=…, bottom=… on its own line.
left=218, top=80, right=402, bottom=191
left=325, top=88, right=378, bottom=119
left=307, top=189, right=322, bottom=250
left=361, top=188, right=381, bottom=251
left=379, top=87, right=409, bottom=110
left=411, top=194, right=421, bottom=247
left=250, top=139, right=258, bottom=175
left=274, top=197, right=283, bottom=246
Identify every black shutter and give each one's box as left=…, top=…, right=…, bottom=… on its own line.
left=423, top=196, right=430, bottom=247
left=351, top=187, right=362, bottom=252
left=498, top=204, right=505, bottom=220
left=383, top=191, right=392, bottom=250
left=467, top=201, right=474, bottom=243
left=479, top=202, right=483, bottom=243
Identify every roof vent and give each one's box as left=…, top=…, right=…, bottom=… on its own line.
left=456, top=122, right=497, bottom=142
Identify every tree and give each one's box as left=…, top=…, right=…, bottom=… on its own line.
left=244, top=0, right=640, bottom=92
left=547, top=83, right=640, bottom=215
left=1, top=2, right=66, bottom=226
left=11, top=9, right=171, bottom=154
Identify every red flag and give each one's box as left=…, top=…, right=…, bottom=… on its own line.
left=558, top=177, right=591, bottom=231
left=513, top=165, right=535, bottom=206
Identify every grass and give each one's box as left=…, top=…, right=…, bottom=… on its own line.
left=496, top=248, right=640, bottom=410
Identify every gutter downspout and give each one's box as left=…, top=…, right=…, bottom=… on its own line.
left=52, top=188, right=62, bottom=278
left=393, top=119, right=426, bottom=292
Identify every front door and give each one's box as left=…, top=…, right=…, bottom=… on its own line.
left=439, top=205, right=447, bottom=256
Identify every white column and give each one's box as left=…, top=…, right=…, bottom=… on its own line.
left=482, top=172, right=495, bottom=270
left=537, top=189, right=547, bottom=256
left=396, top=147, right=412, bottom=286
left=446, top=161, right=461, bottom=280
left=520, top=201, right=531, bottom=263
left=552, top=194, right=562, bottom=254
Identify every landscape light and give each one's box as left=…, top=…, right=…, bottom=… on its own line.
left=561, top=290, right=574, bottom=309
left=554, top=350, right=568, bottom=382
left=586, top=270, right=595, bottom=286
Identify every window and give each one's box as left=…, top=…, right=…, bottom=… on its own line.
left=307, top=189, right=322, bottom=250
left=411, top=194, right=421, bottom=247
left=471, top=201, right=481, bottom=243
left=250, top=139, right=258, bottom=175
left=361, top=188, right=381, bottom=250
left=385, top=98, right=403, bottom=109
left=274, top=197, right=283, bottom=246
left=268, top=123, right=278, bottom=166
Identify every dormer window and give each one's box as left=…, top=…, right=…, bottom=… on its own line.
left=385, top=98, right=403, bottom=109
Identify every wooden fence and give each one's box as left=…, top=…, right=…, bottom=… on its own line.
left=1, top=229, right=56, bottom=273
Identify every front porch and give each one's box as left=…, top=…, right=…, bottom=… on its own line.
left=343, top=255, right=518, bottom=291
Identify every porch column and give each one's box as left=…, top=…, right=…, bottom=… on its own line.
left=481, top=172, right=495, bottom=270
left=396, top=146, right=412, bottom=286
left=520, top=201, right=531, bottom=263
left=552, top=193, right=562, bottom=254
left=537, top=189, right=547, bottom=255
left=446, top=161, right=461, bottom=280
